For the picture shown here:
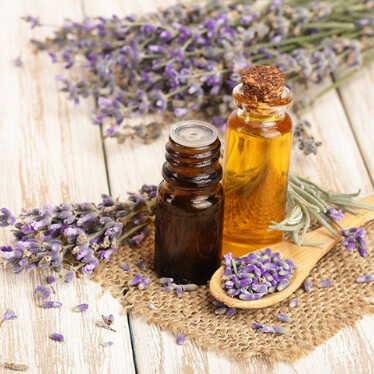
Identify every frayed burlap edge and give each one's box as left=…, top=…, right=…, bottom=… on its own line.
left=92, top=221, right=374, bottom=363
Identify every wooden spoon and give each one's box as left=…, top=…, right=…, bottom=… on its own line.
left=210, top=195, right=374, bottom=309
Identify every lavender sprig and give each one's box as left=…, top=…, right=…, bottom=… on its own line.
left=23, top=0, right=374, bottom=152
left=0, top=185, right=156, bottom=276
left=270, top=175, right=374, bottom=247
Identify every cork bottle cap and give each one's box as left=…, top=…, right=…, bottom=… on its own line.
left=240, top=65, right=285, bottom=103
left=170, top=120, right=218, bottom=148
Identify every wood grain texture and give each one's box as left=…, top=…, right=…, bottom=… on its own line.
left=82, top=1, right=374, bottom=374
left=0, top=1, right=135, bottom=373
left=1, top=0, right=374, bottom=373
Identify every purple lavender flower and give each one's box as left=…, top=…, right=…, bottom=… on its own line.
left=289, top=298, right=298, bottom=308
left=128, top=273, right=143, bottom=287
left=304, top=278, right=312, bottom=292
left=41, top=301, right=62, bottom=309
left=0, top=310, right=17, bottom=326
left=46, top=275, right=56, bottom=284
left=73, top=303, right=89, bottom=312
left=137, top=261, right=145, bottom=270
left=277, top=313, right=290, bottom=322
left=318, top=279, right=332, bottom=288
left=22, top=15, right=40, bottom=29
left=34, top=285, right=51, bottom=299
left=64, top=271, right=74, bottom=283
left=100, top=341, right=114, bottom=347
left=49, top=333, right=64, bottom=342
left=0, top=208, right=15, bottom=227
left=341, top=227, right=369, bottom=258
left=120, top=263, right=130, bottom=272
left=326, top=208, right=344, bottom=221
left=355, top=274, right=374, bottom=283
left=176, top=333, right=185, bottom=345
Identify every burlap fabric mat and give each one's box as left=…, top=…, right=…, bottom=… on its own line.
left=92, top=221, right=374, bottom=362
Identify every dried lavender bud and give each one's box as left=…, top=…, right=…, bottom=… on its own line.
left=137, top=261, right=145, bottom=270
left=176, top=333, right=185, bottom=345
left=215, top=307, right=227, bottom=315
left=138, top=277, right=151, bottom=290
left=225, top=307, right=236, bottom=316
left=128, top=274, right=144, bottom=287
left=64, top=271, right=74, bottom=283
left=73, top=304, right=88, bottom=312
left=222, top=249, right=296, bottom=301
left=277, top=313, right=290, bottom=322
left=289, top=299, right=298, bottom=308
left=100, top=341, right=114, bottom=347
left=260, top=325, right=274, bottom=333
left=46, top=276, right=56, bottom=284
left=120, top=263, right=130, bottom=272
left=34, top=285, right=51, bottom=299
left=273, top=326, right=288, bottom=334
left=41, top=301, right=62, bottom=309
left=159, top=277, right=174, bottom=284
left=355, top=274, right=374, bottom=283
left=2, top=362, right=29, bottom=372
left=147, top=303, right=157, bottom=310
left=326, top=208, right=344, bottom=221
left=175, top=286, right=183, bottom=297
left=96, top=321, right=116, bottom=332
left=341, top=227, right=369, bottom=258
left=0, top=310, right=17, bottom=326
left=182, top=284, right=198, bottom=291
left=49, top=333, right=64, bottom=342
left=318, top=279, right=332, bottom=288
left=252, top=322, right=264, bottom=330
left=304, top=278, right=313, bottom=292
left=102, top=314, right=114, bottom=326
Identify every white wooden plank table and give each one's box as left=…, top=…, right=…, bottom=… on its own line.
left=1, top=1, right=374, bottom=373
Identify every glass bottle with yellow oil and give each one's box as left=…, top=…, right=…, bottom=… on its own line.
left=222, top=65, right=293, bottom=257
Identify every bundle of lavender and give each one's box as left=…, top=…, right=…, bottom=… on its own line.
left=0, top=186, right=156, bottom=274
left=23, top=0, right=374, bottom=155
left=0, top=178, right=372, bottom=277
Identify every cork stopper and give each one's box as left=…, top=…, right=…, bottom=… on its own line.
left=240, top=65, right=285, bottom=103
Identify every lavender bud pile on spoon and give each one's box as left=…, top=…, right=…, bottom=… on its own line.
left=222, top=249, right=296, bottom=301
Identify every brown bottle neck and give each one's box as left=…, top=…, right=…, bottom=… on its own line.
left=162, top=138, right=222, bottom=189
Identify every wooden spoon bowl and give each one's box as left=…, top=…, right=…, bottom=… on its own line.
left=210, top=195, right=374, bottom=309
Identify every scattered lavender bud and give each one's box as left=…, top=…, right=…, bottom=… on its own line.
left=2, top=362, right=29, bottom=372
left=225, top=307, right=236, bottom=316
left=147, top=303, right=157, bottom=310
left=273, top=326, right=288, bottom=334
left=176, top=333, right=185, bottom=345
left=100, top=341, right=114, bottom=347
left=304, top=278, right=313, bottom=292
left=138, top=277, right=151, bottom=290
left=277, top=313, right=290, bottom=322
left=102, top=314, right=114, bottom=326
left=182, top=284, right=198, bottom=291
left=120, top=263, right=130, bottom=272
left=355, top=274, right=374, bottom=283
left=13, top=56, right=23, bottom=68
left=49, top=333, right=64, bottom=342
left=137, top=260, right=145, bottom=270
left=341, top=227, right=369, bottom=258
left=162, top=285, right=173, bottom=292
left=34, top=285, right=51, bottom=299
left=96, top=321, right=116, bottom=332
left=176, top=285, right=183, bottom=297
left=0, top=310, right=17, bottom=327
left=318, top=279, right=332, bottom=288
left=159, top=277, right=174, bottom=284
left=41, top=301, right=62, bottom=309
left=128, top=273, right=143, bottom=287
left=260, top=325, right=274, bottom=333
left=215, top=307, right=227, bottom=315
left=327, top=208, right=344, bottom=221
left=46, top=276, right=56, bottom=284
left=64, top=271, right=74, bottom=283
left=212, top=300, right=225, bottom=307
left=73, top=303, right=89, bottom=312
left=289, top=299, right=298, bottom=308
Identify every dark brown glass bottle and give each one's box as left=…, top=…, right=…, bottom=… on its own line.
left=154, top=120, right=223, bottom=285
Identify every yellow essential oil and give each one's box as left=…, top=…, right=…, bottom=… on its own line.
left=222, top=66, right=293, bottom=257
